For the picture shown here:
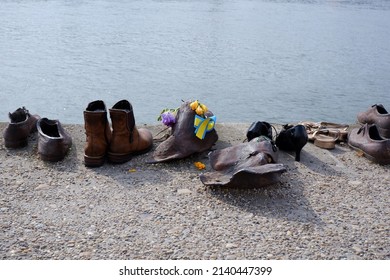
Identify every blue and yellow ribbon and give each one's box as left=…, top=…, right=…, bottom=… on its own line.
left=194, top=115, right=216, bottom=139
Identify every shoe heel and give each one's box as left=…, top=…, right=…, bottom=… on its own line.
left=84, top=155, right=105, bottom=167
left=107, top=152, right=132, bottom=164
left=295, top=147, right=303, bottom=162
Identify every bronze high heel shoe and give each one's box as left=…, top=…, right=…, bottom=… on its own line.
left=275, top=124, right=308, bottom=161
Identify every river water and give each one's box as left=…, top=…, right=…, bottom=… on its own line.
left=1, top=0, right=390, bottom=125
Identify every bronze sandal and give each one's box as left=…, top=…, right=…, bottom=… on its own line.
left=319, top=122, right=349, bottom=142
left=312, top=130, right=340, bottom=149
left=300, top=121, right=349, bottom=143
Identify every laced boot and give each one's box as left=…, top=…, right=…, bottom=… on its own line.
left=84, top=100, right=112, bottom=167
left=3, top=107, right=40, bottom=148
left=108, top=100, right=153, bottom=163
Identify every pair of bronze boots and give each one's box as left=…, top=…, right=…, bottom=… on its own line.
left=3, top=107, right=72, bottom=162
left=84, top=100, right=153, bottom=167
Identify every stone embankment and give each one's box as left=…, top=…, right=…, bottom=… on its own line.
left=0, top=122, right=389, bottom=259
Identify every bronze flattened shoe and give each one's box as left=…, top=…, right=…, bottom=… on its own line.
left=348, top=123, right=390, bottom=165
left=108, top=100, right=153, bottom=163
left=200, top=137, right=286, bottom=188
left=84, top=100, right=112, bottom=167
left=3, top=107, right=40, bottom=148
left=37, top=118, right=72, bottom=162
left=357, top=104, right=390, bottom=138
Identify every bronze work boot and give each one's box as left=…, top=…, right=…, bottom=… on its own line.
left=348, top=123, right=390, bottom=165
left=108, top=100, right=153, bottom=163
left=84, top=100, right=112, bottom=167
left=3, top=107, right=40, bottom=148
left=357, top=104, right=390, bottom=138
left=37, top=118, right=72, bottom=162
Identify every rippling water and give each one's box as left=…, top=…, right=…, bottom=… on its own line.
left=1, top=0, right=389, bottom=125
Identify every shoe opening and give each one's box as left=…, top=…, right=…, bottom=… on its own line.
left=376, top=104, right=388, bottom=114
left=369, top=125, right=383, bottom=141
left=41, top=120, right=60, bottom=137
left=86, top=100, right=105, bottom=112
left=9, top=108, right=27, bottom=123
left=113, top=100, right=132, bottom=111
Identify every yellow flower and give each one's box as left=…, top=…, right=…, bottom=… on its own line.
left=195, top=106, right=204, bottom=116
left=200, top=103, right=208, bottom=113
left=190, top=100, right=199, bottom=110
left=194, top=162, right=206, bottom=170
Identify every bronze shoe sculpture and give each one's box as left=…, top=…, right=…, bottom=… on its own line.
left=3, top=107, right=40, bottom=148
left=357, top=104, right=390, bottom=138
left=108, top=100, right=153, bottom=163
left=348, top=123, right=390, bottom=165
left=84, top=100, right=112, bottom=167
left=246, top=121, right=273, bottom=141
left=151, top=100, right=218, bottom=162
left=200, top=137, right=286, bottom=188
left=275, top=124, right=308, bottom=161
left=37, top=118, right=72, bottom=162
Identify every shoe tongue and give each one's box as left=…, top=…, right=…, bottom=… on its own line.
left=9, top=108, right=27, bottom=123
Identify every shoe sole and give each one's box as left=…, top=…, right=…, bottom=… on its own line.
left=84, top=155, right=106, bottom=167
left=348, top=143, right=390, bottom=165
left=107, top=152, right=133, bottom=164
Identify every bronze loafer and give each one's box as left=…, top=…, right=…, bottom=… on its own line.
left=348, top=123, right=390, bottom=165
left=37, top=118, right=72, bottom=162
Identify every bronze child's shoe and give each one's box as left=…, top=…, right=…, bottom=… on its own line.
left=108, top=100, right=153, bottom=163
left=84, top=100, right=112, bottom=167
left=3, top=107, right=40, bottom=148
left=348, top=123, right=390, bottom=165
left=357, top=104, right=390, bottom=138
left=37, top=118, right=72, bottom=162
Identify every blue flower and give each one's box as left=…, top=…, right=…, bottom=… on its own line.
left=161, top=111, right=176, bottom=127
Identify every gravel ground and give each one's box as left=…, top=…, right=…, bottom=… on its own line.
left=0, top=122, right=389, bottom=260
